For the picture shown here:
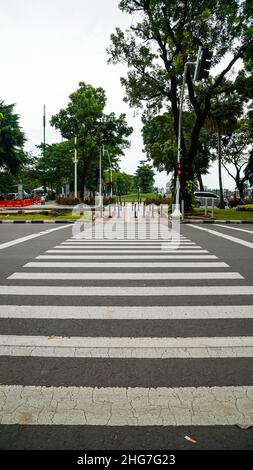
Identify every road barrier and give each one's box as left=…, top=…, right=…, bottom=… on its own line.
left=0, top=198, right=41, bottom=207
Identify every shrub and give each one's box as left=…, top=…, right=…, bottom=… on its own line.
left=235, top=204, right=253, bottom=212
left=244, top=198, right=253, bottom=205
left=56, top=197, right=80, bottom=205
left=144, top=196, right=171, bottom=205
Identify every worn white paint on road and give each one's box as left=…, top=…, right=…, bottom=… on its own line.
left=8, top=271, right=243, bottom=280
left=215, top=224, right=253, bottom=235
left=189, top=224, right=253, bottom=249
left=0, top=385, right=253, bottom=425
left=36, top=254, right=217, bottom=259
left=1, top=285, right=250, bottom=296
left=24, top=261, right=230, bottom=268
left=0, top=224, right=72, bottom=251
left=45, top=249, right=210, bottom=254
left=1, top=304, right=252, bottom=319
left=1, top=334, right=253, bottom=348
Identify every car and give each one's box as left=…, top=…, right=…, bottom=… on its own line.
left=194, top=191, right=226, bottom=208
left=6, top=193, right=19, bottom=200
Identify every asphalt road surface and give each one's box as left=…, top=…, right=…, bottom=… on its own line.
left=0, top=219, right=252, bottom=450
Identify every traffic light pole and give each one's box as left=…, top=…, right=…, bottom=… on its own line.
left=172, top=60, right=195, bottom=219
left=74, top=136, right=78, bottom=198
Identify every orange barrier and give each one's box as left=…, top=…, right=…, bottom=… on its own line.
left=0, top=198, right=41, bottom=207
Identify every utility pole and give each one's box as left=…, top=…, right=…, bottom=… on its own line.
left=43, top=104, right=46, bottom=155
left=74, top=136, right=78, bottom=198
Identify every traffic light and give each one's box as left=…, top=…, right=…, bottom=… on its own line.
left=183, top=161, right=191, bottom=180
left=194, top=47, right=213, bottom=81
left=177, top=162, right=182, bottom=176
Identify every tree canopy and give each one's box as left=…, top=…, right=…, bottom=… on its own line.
left=51, top=82, right=133, bottom=197
left=108, top=0, right=253, bottom=207
left=135, top=160, right=155, bottom=192
left=0, top=101, right=26, bottom=174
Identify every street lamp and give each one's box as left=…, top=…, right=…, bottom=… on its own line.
left=74, top=136, right=78, bottom=198
left=104, top=149, right=113, bottom=197
left=172, top=59, right=196, bottom=218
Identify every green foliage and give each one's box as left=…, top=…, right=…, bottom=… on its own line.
left=35, top=141, right=74, bottom=191
left=222, top=118, right=253, bottom=195
left=108, top=1, right=253, bottom=208
left=50, top=82, right=132, bottom=195
left=135, top=160, right=155, bottom=193
left=185, top=180, right=198, bottom=206
left=56, top=196, right=80, bottom=205
left=144, top=196, right=171, bottom=205
left=235, top=204, right=253, bottom=211
left=0, top=101, right=26, bottom=174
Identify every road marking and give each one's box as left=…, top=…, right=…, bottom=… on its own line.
left=0, top=224, right=72, bottom=251
left=24, top=261, right=229, bottom=268
left=215, top=224, right=253, bottom=235
left=189, top=224, right=253, bottom=249
left=8, top=271, right=243, bottom=280
left=45, top=249, right=209, bottom=254
left=0, top=304, right=251, bottom=319
left=60, top=242, right=198, bottom=250
left=0, top=385, right=252, bottom=425
left=0, top=285, right=251, bottom=296
left=57, top=245, right=202, bottom=249
left=36, top=254, right=217, bottom=260
left=1, top=336, right=253, bottom=358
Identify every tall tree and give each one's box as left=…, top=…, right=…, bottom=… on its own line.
left=51, top=82, right=132, bottom=198
left=142, top=111, right=212, bottom=190
left=34, top=141, right=75, bottom=192
left=205, top=94, right=243, bottom=206
left=135, top=160, right=155, bottom=192
left=107, top=0, right=253, bottom=209
left=0, top=101, right=26, bottom=174
left=222, top=119, right=253, bottom=198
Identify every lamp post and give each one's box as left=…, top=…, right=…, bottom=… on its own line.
left=74, top=136, right=78, bottom=198
left=172, top=60, right=196, bottom=218
left=104, top=149, right=113, bottom=197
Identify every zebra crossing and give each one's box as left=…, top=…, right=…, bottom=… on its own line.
left=0, top=223, right=253, bottom=447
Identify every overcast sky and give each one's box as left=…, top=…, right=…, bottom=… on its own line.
left=0, top=0, right=241, bottom=190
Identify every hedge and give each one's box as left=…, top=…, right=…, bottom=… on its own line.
left=235, top=204, right=253, bottom=212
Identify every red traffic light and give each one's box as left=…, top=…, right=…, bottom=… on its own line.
left=177, top=163, right=182, bottom=176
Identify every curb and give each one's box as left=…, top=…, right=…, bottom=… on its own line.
left=0, top=219, right=253, bottom=224
left=182, top=219, right=253, bottom=224
left=0, top=220, right=76, bottom=224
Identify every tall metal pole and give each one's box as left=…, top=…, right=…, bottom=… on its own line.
left=99, top=145, right=103, bottom=199
left=110, top=166, right=113, bottom=198
left=43, top=104, right=46, bottom=155
left=74, top=136, right=78, bottom=198
left=172, top=61, right=195, bottom=218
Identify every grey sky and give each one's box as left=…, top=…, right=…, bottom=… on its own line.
left=0, top=0, right=241, bottom=190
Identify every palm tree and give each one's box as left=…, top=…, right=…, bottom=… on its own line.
left=204, top=94, right=243, bottom=207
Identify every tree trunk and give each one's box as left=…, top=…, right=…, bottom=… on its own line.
left=197, top=172, right=204, bottom=191
left=217, top=123, right=225, bottom=208
left=237, top=181, right=244, bottom=200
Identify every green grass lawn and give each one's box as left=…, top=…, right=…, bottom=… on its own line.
left=187, top=208, right=253, bottom=220
left=120, top=193, right=158, bottom=202
left=0, top=212, right=85, bottom=220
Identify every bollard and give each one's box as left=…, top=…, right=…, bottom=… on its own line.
left=108, top=204, right=112, bottom=218
left=152, top=204, right=154, bottom=218
left=205, top=198, right=208, bottom=216
left=211, top=198, right=214, bottom=218
left=143, top=203, right=146, bottom=218
left=134, top=203, right=137, bottom=218
left=181, top=200, right=184, bottom=221
left=117, top=203, right=121, bottom=218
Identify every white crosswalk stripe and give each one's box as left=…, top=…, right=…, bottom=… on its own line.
left=0, top=224, right=252, bottom=446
